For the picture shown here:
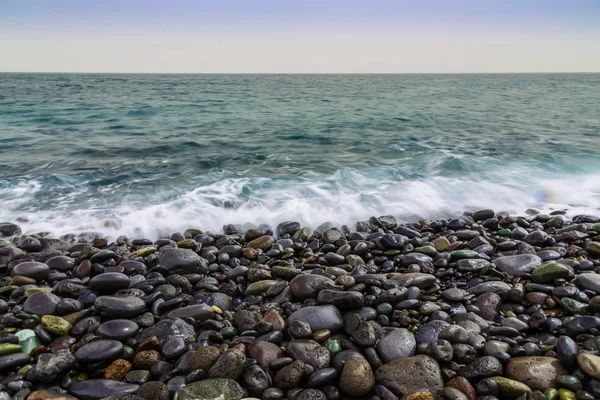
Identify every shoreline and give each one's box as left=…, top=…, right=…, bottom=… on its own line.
left=0, top=209, right=600, bottom=399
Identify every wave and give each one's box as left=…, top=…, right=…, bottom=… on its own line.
left=1, top=166, right=599, bottom=240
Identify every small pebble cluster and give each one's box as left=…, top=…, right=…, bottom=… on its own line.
left=1, top=209, right=600, bottom=400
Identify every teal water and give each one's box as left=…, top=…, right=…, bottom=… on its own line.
left=1, top=73, right=599, bottom=238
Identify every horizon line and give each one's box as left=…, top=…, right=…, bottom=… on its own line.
left=1, top=71, right=599, bottom=75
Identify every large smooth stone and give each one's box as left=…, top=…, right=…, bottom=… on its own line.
left=137, top=318, right=195, bottom=345
left=94, top=296, right=146, bottom=319
left=286, top=339, right=331, bottom=370
left=0, top=222, right=21, bottom=238
left=174, top=378, right=243, bottom=400
left=158, top=247, right=207, bottom=274
left=11, top=261, right=50, bottom=281
left=97, top=319, right=140, bottom=342
left=339, top=357, right=375, bottom=396
left=89, top=272, right=130, bottom=293
left=75, top=339, right=123, bottom=363
left=247, top=341, right=283, bottom=372
left=377, top=328, right=416, bottom=363
left=389, top=273, right=436, bottom=288
left=289, top=274, right=336, bottom=300
left=506, top=356, right=567, bottom=391
left=575, top=273, right=600, bottom=294
left=287, top=305, right=344, bottom=333
left=531, top=262, right=570, bottom=283
left=46, top=256, right=76, bottom=272
left=577, top=353, right=600, bottom=380
left=0, top=352, right=30, bottom=371
left=165, top=304, right=214, bottom=322
left=375, top=355, right=444, bottom=397
left=494, top=255, right=542, bottom=276
left=69, top=379, right=139, bottom=400
left=23, top=291, right=60, bottom=316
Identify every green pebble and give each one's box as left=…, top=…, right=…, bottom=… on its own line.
left=90, top=249, right=116, bottom=263
left=0, top=343, right=22, bottom=356
left=324, top=267, right=348, bottom=276
left=323, top=339, right=341, bottom=356
left=129, top=246, right=157, bottom=258
left=0, top=286, right=18, bottom=296
left=556, top=375, right=582, bottom=392
left=545, top=388, right=558, bottom=400
left=41, top=315, right=72, bottom=336
left=491, top=376, right=532, bottom=399
left=176, top=239, right=198, bottom=248
left=17, top=365, right=32, bottom=376
left=120, top=345, right=135, bottom=360
left=585, top=242, right=600, bottom=256
left=561, top=297, right=589, bottom=315
left=414, top=246, right=437, bottom=257
left=384, top=249, right=401, bottom=256
left=377, top=303, right=393, bottom=315
left=0, top=239, right=10, bottom=245
left=292, top=227, right=313, bottom=242
left=424, top=284, right=440, bottom=294
left=16, top=313, right=40, bottom=321
left=592, top=223, right=600, bottom=233
left=558, top=388, right=576, bottom=400
left=378, top=215, right=397, bottom=230
left=450, top=249, right=479, bottom=260
left=220, top=327, right=237, bottom=338
left=532, top=262, right=570, bottom=283
left=345, top=255, right=365, bottom=267
left=24, top=287, right=52, bottom=296
left=20, top=336, right=41, bottom=355
left=498, top=229, right=512, bottom=237
left=506, top=311, right=517, bottom=318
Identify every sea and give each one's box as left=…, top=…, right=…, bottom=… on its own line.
left=1, top=73, right=599, bottom=239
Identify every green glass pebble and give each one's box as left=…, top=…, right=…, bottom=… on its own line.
left=220, top=327, right=237, bottom=338
left=323, top=339, right=341, bottom=356
left=20, top=336, right=41, bottom=355
left=545, top=388, right=558, bottom=400
left=498, top=229, right=512, bottom=237
left=506, top=311, right=517, bottom=318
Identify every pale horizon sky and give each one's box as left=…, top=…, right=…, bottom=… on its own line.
left=1, top=0, right=600, bottom=73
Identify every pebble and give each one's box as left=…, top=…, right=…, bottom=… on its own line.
left=0, top=213, right=596, bottom=398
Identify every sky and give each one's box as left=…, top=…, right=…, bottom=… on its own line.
left=1, top=0, right=600, bottom=73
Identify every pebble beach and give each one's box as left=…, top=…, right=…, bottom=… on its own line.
left=1, top=209, right=600, bottom=400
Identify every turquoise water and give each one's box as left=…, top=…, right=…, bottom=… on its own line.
left=1, top=73, right=599, bottom=238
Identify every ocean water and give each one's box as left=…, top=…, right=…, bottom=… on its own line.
left=1, top=73, right=599, bottom=239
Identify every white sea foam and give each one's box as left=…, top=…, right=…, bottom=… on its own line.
left=2, top=168, right=600, bottom=240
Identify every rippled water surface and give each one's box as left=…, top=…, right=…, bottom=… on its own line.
left=1, top=73, right=599, bottom=238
